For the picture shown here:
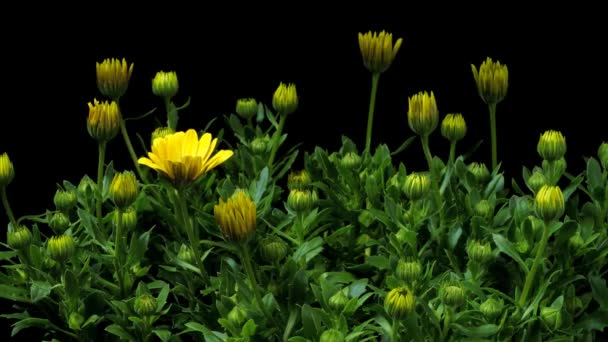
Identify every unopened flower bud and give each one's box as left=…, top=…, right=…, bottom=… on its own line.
left=527, top=171, right=547, bottom=193
left=328, top=289, right=349, bottom=311
left=537, top=130, right=566, bottom=162
left=396, top=258, right=422, bottom=283
left=96, top=58, right=133, bottom=100
left=134, top=294, right=157, bottom=316
left=441, top=113, right=467, bottom=143
left=320, top=329, right=345, bottom=342
left=403, top=172, right=431, bottom=201
left=68, top=312, right=84, bottom=331
left=474, top=200, right=493, bottom=221
left=287, top=189, right=318, bottom=213
left=251, top=137, right=269, bottom=154
left=468, top=162, right=490, bottom=185
left=152, top=71, right=179, bottom=99
left=47, top=234, right=76, bottom=262
left=260, top=235, right=288, bottom=264
left=471, top=57, right=508, bottom=105
left=540, top=306, right=562, bottom=330
left=467, top=240, right=494, bottom=264
left=214, top=190, right=257, bottom=242
left=235, top=98, right=258, bottom=120
left=272, top=82, right=298, bottom=115
left=112, top=207, right=137, bottom=231
left=7, top=226, right=32, bottom=250
left=287, top=170, right=312, bottom=191
left=227, top=305, right=247, bottom=326
left=340, top=152, right=361, bottom=169
left=109, top=171, right=139, bottom=210
left=440, top=281, right=466, bottom=307
left=0, top=152, right=15, bottom=187
left=358, top=30, right=402, bottom=74
left=87, top=99, right=121, bottom=143
left=480, top=297, right=503, bottom=320
left=408, top=91, right=439, bottom=136
left=54, top=189, right=77, bottom=212
left=49, top=212, right=70, bottom=232
left=77, top=176, right=97, bottom=198
left=385, top=287, right=415, bottom=319
left=535, top=185, right=565, bottom=222
left=177, top=244, right=195, bottom=264
left=151, top=127, right=175, bottom=144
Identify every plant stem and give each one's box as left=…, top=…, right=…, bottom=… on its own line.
left=441, top=307, right=452, bottom=341
left=268, top=112, right=287, bottom=167
left=114, top=210, right=126, bottom=298
left=96, top=142, right=107, bottom=241
left=488, top=102, right=498, bottom=171
left=518, top=220, right=550, bottom=307
left=175, top=189, right=209, bottom=283
left=421, top=135, right=444, bottom=227
left=241, top=243, right=277, bottom=327
left=1, top=186, right=17, bottom=228
left=391, top=318, right=400, bottom=342
left=120, top=120, right=147, bottom=183
left=448, top=142, right=457, bottom=167
left=365, top=72, right=381, bottom=154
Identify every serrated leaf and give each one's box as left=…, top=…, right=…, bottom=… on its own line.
left=492, top=234, right=529, bottom=273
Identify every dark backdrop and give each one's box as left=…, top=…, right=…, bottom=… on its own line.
left=1, top=6, right=605, bottom=339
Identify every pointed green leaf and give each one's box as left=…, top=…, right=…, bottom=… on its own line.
left=105, top=324, right=136, bottom=341
left=30, top=281, right=53, bottom=303
left=492, top=234, right=529, bottom=273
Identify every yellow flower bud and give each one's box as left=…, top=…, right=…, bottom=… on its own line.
left=0, top=152, right=14, bottom=187
left=235, top=98, right=258, bottom=120
left=49, top=212, right=70, bottom=233
left=527, top=171, right=547, bottom=193
left=287, top=189, right=318, bottom=213
left=287, top=170, right=312, bottom=191
left=479, top=297, right=503, bottom=320
left=441, top=113, right=467, bottom=143
left=7, top=225, right=32, bottom=250
left=152, top=71, right=179, bottom=99
left=537, top=130, right=566, bottom=162
left=272, top=82, right=298, bottom=115
left=87, top=99, right=121, bottom=143
left=468, top=162, right=491, bottom=185
left=151, top=127, right=175, bottom=145
left=96, top=58, right=133, bottom=100
left=466, top=240, right=494, bottom=264
left=47, top=234, right=76, bottom=262
left=109, top=171, right=139, bottom=210
left=407, top=91, right=439, bottom=136
left=134, top=294, right=157, bottom=316
left=535, top=185, right=565, bottom=222
left=214, top=190, right=257, bottom=242
left=53, top=189, right=77, bottom=212
left=357, top=30, right=403, bottom=74
left=403, top=172, right=431, bottom=201
left=471, top=57, right=508, bottom=105
left=320, top=329, right=345, bottom=342
left=440, top=281, right=466, bottom=307
left=385, top=286, right=416, bottom=318
left=395, top=258, right=423, bottom=284
left=112, top=207, right=137, bottom=231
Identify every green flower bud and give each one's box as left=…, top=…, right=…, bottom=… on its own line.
left=540, top=306, right=562, bottom=330
left=479, top=297, right=503, bottom=320
left=287, top=189, right=318, bottom=213
left=527, top=171, right=547, bottom=193
left=468, top=162, right=490, bottom=185
left=328, top=289, right=349, bottom=312
left=109, top=171, right=139, bottom=210
left=568, top=231, right=585, bottom=252
left=47, top=234, right=76, bottom=262
left=440, top=281, right=466, bottom=307
left=340, top=152, right=361, bottom=169
left=408, top=91, right=439, bottom=136
left=227, top=305, right=247, bottom=326
left=7, top=225, right=32, bottom=250
left=535, top=185, right=565, bottom=222
left=441, top=113, right=467, bottom=143
left=151, top=127, right=175, bottom=144
left=235, top=98, right=258, bottom=120
left=396, top=258, right=423, bottom=283
left=356, top=234, right=371, bottom=248
left=474, top=200, right=493, bottom=221
left=287, top=170, right=312, bottom=191
left=49, top=212, right=70, bottom=232
left=537, top=130, right=566, bottom=162
left=272, top=82, right=298, bottom=115
left=598, top=142, right=608, bottom=169
left=53, top=189, right=77, bottom=212
left=471, top=57, right=509, bottom=105
left=0, top=152, right=15, bottom=187
left=77, top=176, right=97, bottom=198
left=250, top=137, right=269, bottom=154
left=68, top=312, right=84, bottom=331
left=151, top=71, right=179, bottom=99
left=113, top=207, right=137, bottom=231
left=177, top=244, right=195, bottom=264
left=403, top=172, right=431, bottom=201
left=320, top=329, right=345, bottom=342
left=385, top=286, right=416, bottom=318
left=134, top=294, right=157, bottom=316
left=394, top=228, right=409, bottom=244
left=259, top=235, right=288, bottom=264
left=467, top=240, right=494, bottom=264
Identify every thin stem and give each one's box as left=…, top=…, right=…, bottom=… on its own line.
left=448, top=142, right=457, bottom=167
left=268, top=113, right=287, bottom=167
left=421, top=135, right=444, bottom=226
left=518, top=220, right=550, bottom=307
left=488, top=102, right=498, bottom=171
left=114, top=210, right=126, bottom=298
left=241, top=243, right=278, bottom=327
left=441, top=307, right=452, bottom=341
left=1, top=186, right=17, bottom=228
left=175, top=189, right=209, bottom=283
left=365, top=72, right=381, bottom=153
left=120, top=120, right=147, bottom=183
left=391, top=318, right=400, bottom=342
left=96, top=142, right=107, bottom=235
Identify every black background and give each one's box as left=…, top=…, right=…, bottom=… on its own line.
left=1, top=6, right=606, bottom=339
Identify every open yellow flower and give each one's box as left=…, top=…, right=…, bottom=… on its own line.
left=138, top=129, right=233, bottom=186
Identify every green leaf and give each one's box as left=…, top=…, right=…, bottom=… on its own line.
left=562, top=175, right=584, bottom=201
left=292, top=237, right=324, bottom=264
left=492, top=234, right=529, bottom=273
left=63, top=269, right=79, bottom=300
left=153, top=329, right=172, bottom=342
left=365, top=255, right=389, bottom=270
left=252, top=167, right=269, bottom=204
left=0, top=284, right=30, bottom=303
left=390, top=136, right=416, bottom=156
left=9, top=317, right=50, bottom=337
left=589, top=275, right=608, bottom=309
left=301, top=304, right=322, bottom=339
left=451, top=323, right=499, bottom=338
left=447, top=227, right=462, bottom=250
left=105, top=324, right=136, bottom=341
left=30, top=281, right=53, bottom=303
left=287, top=337, right=309, bottom=342
left=155, top=281, right=171, bottom=311
left=576, top=309, right=608, bottom=332
left=81, top=315, right=102, bottom=329
left=586, top=158, right=603, bottom=190
left=241, top=319, right=257, bottom=338
left=127, top=229, right=151, bottom=265
left=0, top=250, right=18, bottom=260
left=184, top=322, right=226, bottom=342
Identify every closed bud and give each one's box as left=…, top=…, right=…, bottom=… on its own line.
left=468, top=162, right=490, bottom=185
left=440, top=281, right=466, bottom=307
left=471, top=57, right=508, bottom=105
left=251, top=136, right=269, bottom=154
left=49, top=212, right=70, bottom=232
left=227, top=305, right=247, bottom=326
left=151, top=127, right=175, bottom=144
left=235, top=98, right=258, bottom=120
left=287, top=170, right=312, bottom=191
left=54, top=189, right=77, bottom=212
left=87, top=99, right=121, bottom=143
left=340, top=152, right=361, bottom=169
left=112, top=207, right=137, bottom=231
left=467, top=240, right=494, bottom=264
left=540, top=306, right=562, bottom=330
left=68, top=312, right=84, bottom=331
left=287, top=189, right=318, bottom=213
left=358, top=30, right=403, bottom=74
left=77, top=176, right=97, bottom=198
left=152, top=71, right=179, bottom=99
left=385, top=286, right=416, bottom=318
left=403, top=172, right=431, bottom=201
left=109, top=171, right=139, bottom=210
left=356, top=234, right=371, bottom=248
left=537, top=130, right=566, bottom=162
left=474, top=200, right=493, bottom=221
left=260, top=235, right=288, bottom=264
left=408, top=91, right=439, bottom=136
left=480, top=297, right=503, bottom=320
left=527, top=171, right=547, bottom=193
left=320, top=329, right=345, bottom=342
left=47, top=234, right=76, bottom=262
left=328, top=289, right=349, bottom=311
left=598, top=142, right=608, bottom=169
left=441, top=113, right=467, bottom=143
left=134, top=294, right=157, bottom=316
left=272, top=82, right=298, bottom=115
left=177, top=244, right=195, bottom=264
left=0, top=152, right=15, bottom=187
left=7, top=226, right=32, bottom=250
left=535, top=185, right=565, bottom=222
left=96, top=58, right=133, bottom=100
left=396, top=258, right=423, bottom=284
left=214, top=190, right=257, bottom=242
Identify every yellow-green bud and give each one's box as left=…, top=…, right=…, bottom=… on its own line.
left=152, top=71, right=179, bottom=99
left=287, top=189, right=318, bottom=213
left=356, top=234, right=371, bottom=248
left=537, top=130, right=566, bottom=162
left=47, top=234, right=76, bottom=262
left=287, top=170, right=312, bottom=191
left=479, top=297, right=503, bottom=320
left=468, top=162, right=490, bottom=185
left=535, top=185, right=565, bottom=222
left=0, top=152, right=15, bottom=187
left=340, top=152, right=361, bottom=169
left=214, top=190, right=257, bottom=242
left=272, top=82, right=298, bottom=115
left=320, top=329, right=345, bottom=342
left=328, top=289, right=349, bottom=312
left=385, top=287, right=416, bottom=318
left=96, top=58, right=133, bottom=100
left=49, top=212, right=70, bottom=232
left=540, top=306, right=562, bottom=330
left=235, top=98, right=258, bottom=120
left=260, top=235, right=288, bottom=264
left=177, top=244, right=195, bottom=264
left=227, top=305, right=247, bottom=326
left=109, top=171, right=139, bottom=210
left=441, top=113, right=467, bottom=143
left=151, top=127, right=175, bottom=144
left=112, top=207, right=137, bottom=231
left=357, top=30, right=403, bottom=74
left=466, top=240, right=494, bottom=264
left=403, top=172, right=431, bottom=201
left=68, top=312, right=84, bottom=331
left=568, top=231, right=585, bottom=252
left=134, top=294, right=157, bottom=316
left=471, top=57, right=508, bottom=105
left=396, top=258, right=423, bottom=284
left=474, top=200, right=493, bottom=221
left=7, top=226, right=32, bottom=250
left=87, top=99, right=121, bottom=143
left=527, top=171, right=547, bottom=193
left=440, top=281, right=466, bottom=307
left=598, top=142, right=608, bottom=169
left=53, top=189, right=77, bottom=212
left=407, top=91, right=439, bottom=136
left=251, top=137, right=268, bottom=154
left=77, top=176, right=97, bottom=197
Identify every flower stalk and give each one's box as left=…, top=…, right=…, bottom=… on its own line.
left=365, top=72, right=380, bottom=153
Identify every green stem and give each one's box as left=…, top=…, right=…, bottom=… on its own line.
left=518, top=220, right=550, bottom=307
left=120, top=120, right=147, bottom=183
left=441, top=307, right=452, bottom=341
left=391, top=318, right=400, bottom=342
left=241, top=244, right=277, bottom=327
left=421, top=135, right=444, bottom=226
left=96, top=142, right=107, bottom=241
left=175, top=189, right=209, bottom=283
left=114, top=210, right=126, bottom=297
left=448, top=142, right=456, bottom=167
left=365, top=72, right=381, bottom=153
left=488, top=103, right=498, bottom=171
left=1, top=186, right=17, bottom=228
left=268, top=113, right=287, bottom=167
